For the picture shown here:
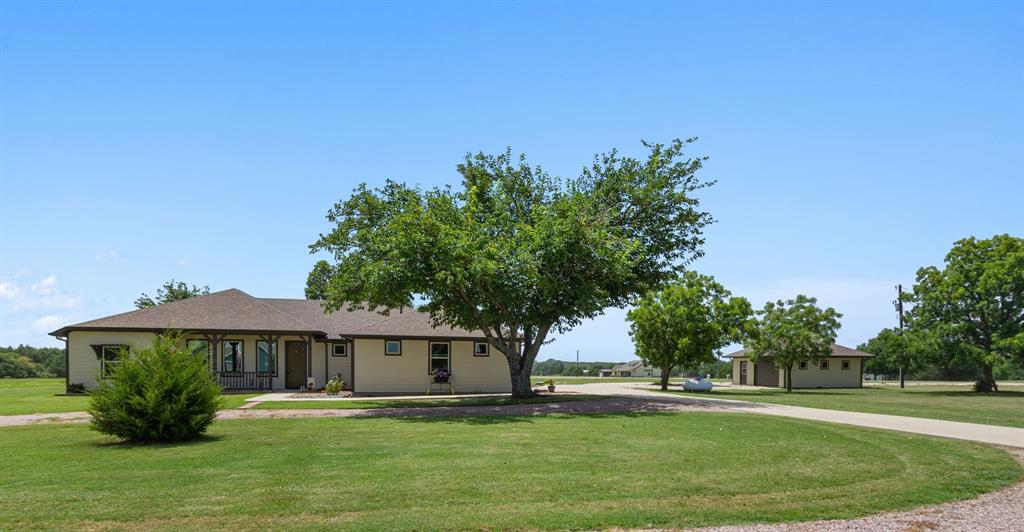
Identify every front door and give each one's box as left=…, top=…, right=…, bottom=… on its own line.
left=285, top=341, right=307, bottom=388
left=739, top=361, right=748, bottom=385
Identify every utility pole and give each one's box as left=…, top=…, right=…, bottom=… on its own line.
left=893, top=284, right=906, bottom=389
left=576, top=349, right=579, bottom=365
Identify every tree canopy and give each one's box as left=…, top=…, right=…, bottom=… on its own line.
left=305, top=260, right=335, bottom=300
left=134, top=280, right=210, bottom=309
left=747, top=295, right=842, bottom=392
left=905, top=234, right=1024, bottom=391
left=627, top=271, right=751, bottom=390
left=311, top=139, right=714, bottom=397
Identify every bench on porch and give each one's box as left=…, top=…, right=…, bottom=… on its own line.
left=217, top=371, right=273, bottom=391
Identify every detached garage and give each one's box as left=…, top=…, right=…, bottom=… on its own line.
left=727, top=344, right=873, bottom=389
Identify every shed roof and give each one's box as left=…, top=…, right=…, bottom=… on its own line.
left=724, top=344, right=874, bottom=359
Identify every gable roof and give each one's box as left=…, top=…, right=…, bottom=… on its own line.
left=612, top=361, right=653, bottom=372
left=724, top=344, right=874, bottom=359
left=49, top=289, right=485, bottom=340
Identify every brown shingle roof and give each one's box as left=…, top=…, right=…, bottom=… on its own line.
left=724, top=344, right=874, bottom=359
left=50, top=289, right=485, bottom=340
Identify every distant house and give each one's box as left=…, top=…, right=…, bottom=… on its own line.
left=726, top=345, right=873, bottom=389
left=597, top=369, right=613, bottom=377
left=50, top=289, right=510, bottom=395
left=609, top=361, right=661, bottom=378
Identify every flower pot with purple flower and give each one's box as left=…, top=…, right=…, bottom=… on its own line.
left=433, top=369, right=450, bottom=383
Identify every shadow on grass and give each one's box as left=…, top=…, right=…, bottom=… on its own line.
left=94, top=433, right=226, bottom=449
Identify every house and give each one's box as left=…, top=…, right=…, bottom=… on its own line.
left=597, top=368, right=613, bottom=377
left=726, top=345, right=873, bottom=389
left=609, top=361, right=661, bottom=378
left=49, top=289, right=511, bottom=395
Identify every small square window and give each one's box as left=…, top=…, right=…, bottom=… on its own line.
left=333, top=343, right=348, bottom=357
left=820, top=360, right=829, bottom=370
left=799, top=361, right=808, bottom=370
left=474, top=342, right=489, bottom=357
left=385, top=340, right=401, bottom=356
left=841, top=360, right=850, bottom=370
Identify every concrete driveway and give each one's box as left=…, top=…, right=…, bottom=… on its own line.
left=563, top=381, right=1024, bottom=449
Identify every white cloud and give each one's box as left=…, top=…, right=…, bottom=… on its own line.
left=30, top=315, right=68, bottom=333
left=5, top=276, right=81, bottom=313
left=0, top=282, right=17, bottom=299
left=95, top=249, right=118, bottom=262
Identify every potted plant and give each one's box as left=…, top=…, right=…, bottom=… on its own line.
left=433, top=369, right=450, bottom=383
left=545, top=379, right=556, bottom=392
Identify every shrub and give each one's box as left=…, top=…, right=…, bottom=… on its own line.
left=88, top=332, right=221, bottom=443
left=325, top=376, right=345, bottom=394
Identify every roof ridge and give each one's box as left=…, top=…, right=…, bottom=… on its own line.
left=249, top=296, right=323, bottom=332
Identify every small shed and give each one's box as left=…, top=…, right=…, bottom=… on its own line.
left=726, top=345, right=873, bottom=389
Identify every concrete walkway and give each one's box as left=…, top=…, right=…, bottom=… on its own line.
left=564, top=382, right=1024, bottom=449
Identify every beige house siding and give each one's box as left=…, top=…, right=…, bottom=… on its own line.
left=789, top=358, right=862, bottom=388
left=68, top=330, right=157, bottom=388
left=353, top=338, right=511, bottom=395
left=324, top=341, right=354, bottom=389
left=68, top=331, right=330, bottom=390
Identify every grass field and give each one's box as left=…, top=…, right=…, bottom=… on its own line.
left=252, top=394, right=604, bottom=410
left=1, top=412, right=1019, bottom=530
left=666, top=384, right=1024, bottom=428
left=0, top=378, right=257, bottom=415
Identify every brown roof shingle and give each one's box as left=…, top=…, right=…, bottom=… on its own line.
left=724, top=344, right=874, bottom=359
left=50, top=289, right=485, bottom=340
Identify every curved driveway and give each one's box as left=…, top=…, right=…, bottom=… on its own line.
left=563, top=381, right=1024, bottom=449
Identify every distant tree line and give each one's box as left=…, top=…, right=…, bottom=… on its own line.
left=0, top=345, right=65, bottom=378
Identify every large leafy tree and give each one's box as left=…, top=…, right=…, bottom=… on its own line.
left=135, top=280, right=210, bottom=309
left=627, top=272, right=751, bottom=390
left=905, top=234, right=1024, bottom=391
left=747, top=295, right=842, bottom=392
left=311, top=139, right=714, bottom=398
left=305, top=260, right=335, bottom=300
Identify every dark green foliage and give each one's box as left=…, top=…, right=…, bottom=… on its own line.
left=311, top=139, right=714, bottom=397
left=0, top=345, right=65, bottom=377
left=305, top=260, right=335, bottom=300
left=88, top=333, right=221, bottom=443
left=748, top=295, right=842, bottom=392
left=905, top=234, right=1024, bottom=391
left=532, top=359, right=618, bottom=376
left=135, top=280, right=210, bottom=309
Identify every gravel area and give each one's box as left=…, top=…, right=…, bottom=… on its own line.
left=0, top=411, right=90, bottom=427
left=697, top=447, right=1024, bottom=532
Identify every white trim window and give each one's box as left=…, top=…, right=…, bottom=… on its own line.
left=385, top=340, right=401, bottom=356
left=820, top=360, right=829, bottom=370
left=841, top=360, right=850, bottom=370
left=333, top=343, right=348, bottom=357
left=100, top=345, right=127, bottom=377
left=429, top=342, right=450, bottom=373
left=474, top=342, right=489, bottom=357
left=257, top=341, right=277, bottom=375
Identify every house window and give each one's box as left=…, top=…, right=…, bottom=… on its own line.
left=222, top=340, right=243, bottom=372
left=186, top=339, right=212, bottom=370
left=799, top=361, right=808, bottom=370
left=100, top=345, right=127, bottom=377
left=474, top=342, right=489, bottom=357
left=820, top=360, right=829, bottom=370
left=429, top=342, right=450, bottom=373
left=385, top=340, right=401, bottom=356
left=332, top=343, right=348, bottom=357
left=841, top=360, right=850, bottom=370
left=739, top=361, right=747, bottom=375
left=257, top=341, right=277, bottom=375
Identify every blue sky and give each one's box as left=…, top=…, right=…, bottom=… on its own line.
left=1, top=1, right=1021, bottom=359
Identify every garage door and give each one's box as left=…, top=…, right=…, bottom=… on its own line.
left=755, top=362, right=779, bottom=387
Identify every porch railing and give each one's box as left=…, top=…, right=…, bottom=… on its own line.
left=217, top=371, right=274, bottom=391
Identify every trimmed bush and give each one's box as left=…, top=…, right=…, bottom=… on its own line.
left=88, top=332, right=221, bottom=443
left=324, top=376, right=344, bottom=395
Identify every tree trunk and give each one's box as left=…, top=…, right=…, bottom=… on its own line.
left=786, top=363, right=793, bottom=392
left=983, top=364, right=998, bottom=392
left=899, top=367, right=905, bottom=389
left=510, top=364, right=536, bottom=399
left=659, top=366, right=672, bottom=391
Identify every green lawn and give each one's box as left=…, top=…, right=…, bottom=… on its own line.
left=252, top=394, right=604, bottom=410
left=1, top=413, right=1018, bottom=530
left=0, top=378, right=257, bottom=415
left=665, top=384, right=1024, bottom=428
